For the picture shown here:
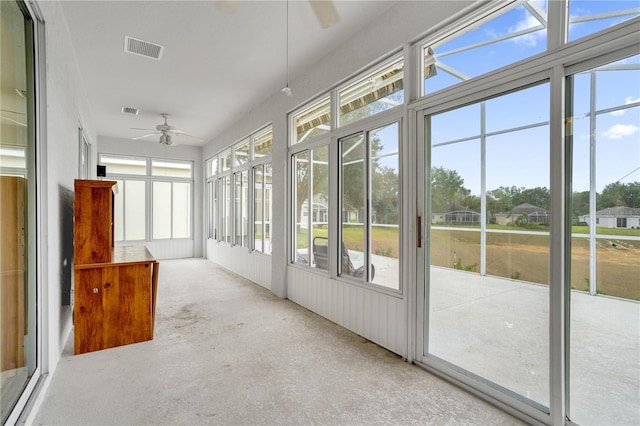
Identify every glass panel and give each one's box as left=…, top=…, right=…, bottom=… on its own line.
left=172, top=182, right=190, bottom=238
left=339, top=60, right=404, bottom=127
left=340, top=134, right=365, bottom=279
left=370, top=123, right=399, bottom=289
left=254, top=128, right=273, bottom=158
left=427, top=83, right=550, bottom=407
left=423, top=1, right=548, bottom=96
left=224, top=176, right=232, bottom=243
left=311, top=146, right=329, bottom=270
left=207, top=181, right=216, bottom=239
left=220, top=149, right=232, bottom=172
left=0, top=3, right=37, bottom=419
left=124, top=180, right=146, bottom=241
left=568, top=1, right=639, bottom=42
left=151, top=159, right=192, bottom=178
left=254, top=166, right=264, bottom=252
left=208, top=156, right=218, bottom=177
left=233, top=171, right=248, bottom=246
left=113, top=179, right=124, bottom=241
left=569, top=56, right=640, bottom=426
left=234, top=172, right=242, bottom=245
left=293, top=97, right=330, bottom=144
left=234, top=139, right=250, bottom=166
left=100, top=155, right=147, bottom=175
left=152, top=181, right=171, bottom=239
left=264, top=163, right=273, bottom=254
left=293, top=151, right=309, bottom=264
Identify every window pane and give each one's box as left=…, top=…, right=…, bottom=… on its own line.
left=152, top=159, right=192, bottom=178
left=423, top=1, right=548, bottom=95
left=234, top=139, right=250, bottom=166
left=264, top=163, right=273, bottom=254
left=153, top=181, right=171, bottom=239
left=224, top=176, right=232, bottom=243
left=221, top=149, right=232, bottom=172
left=427, top=83, right=550, bottom=407
left=233, top=171, right=248, bottom=246
left=370, top=123, right=400, bottom=289
left=568, top=1, right=639, bottom=42
left=114, top=179, right=124, bottom=241
left=569, top=57, right=640, bottom=426
left=254, top=166, right=264, bottom=252
left=172, top=182, right=190, bottom=238
left=311, top=146, right=329, bottom=270
left=207, top=156, right=218, bottom=177
left=100, top=155, right=147, bottom=175
left=339, top=60, right=404, bottom=127
left=340, top=134, right=366, bottom=279
left=207, top=180, right=216, bottom=239
left=124, top=180, right=146, bottom=240
left=254, top=128, right=273, bottom=158
left=293, top=97, right=331, bottom=144
left=293, top=151, right=309, bottom=264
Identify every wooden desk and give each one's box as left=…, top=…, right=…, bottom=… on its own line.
left=74, top=246, right=159, bottom=355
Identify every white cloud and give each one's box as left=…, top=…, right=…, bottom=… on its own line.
left=610, top=97, right=640, bottom=116
left=509, top=14, right=545, bottom=47
left=602, top=124, right=639, bottom=139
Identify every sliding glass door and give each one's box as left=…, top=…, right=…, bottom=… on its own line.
left=423, top=83, right=551, bottom=409
left=0, top=1, right=39, bottom=422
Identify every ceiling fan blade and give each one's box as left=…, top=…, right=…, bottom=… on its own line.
left=132, top=132, right=158, bottom=140
left=173, top=130, right=204, bottom=142
left=309, top=0, right=340, bottom=29
left=130, top=127, right=156, bottom=131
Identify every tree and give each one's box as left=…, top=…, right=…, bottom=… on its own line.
left=598, top=181, right=640, bottom=209
left=371, top=165, right=399, bottom=224
left=430, top=167, right=469, bottom=213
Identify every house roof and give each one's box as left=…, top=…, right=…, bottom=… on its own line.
left=596, top=206, right=640, bottom=217
left=512, top=203, right=548, bottom=214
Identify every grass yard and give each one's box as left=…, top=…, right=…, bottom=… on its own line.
left=296, top=223, right=639, bottom=300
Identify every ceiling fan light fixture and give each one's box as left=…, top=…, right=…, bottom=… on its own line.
left=159, top=133, right=172, bottom=145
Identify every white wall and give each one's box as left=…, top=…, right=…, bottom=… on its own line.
left=97, top=136, right=204, bottom=259
left=37, top=0, right=98, bottom=375
left=202, top=1, right=474, bottom=356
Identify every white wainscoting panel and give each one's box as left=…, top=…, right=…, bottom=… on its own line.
left=116, top=240, right=193, bottom=260
left=206, top=240, right=271, bottom=290
left=287, top=266, right=406, bottom=357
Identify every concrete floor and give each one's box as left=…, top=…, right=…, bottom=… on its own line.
left=31, top=258, right=523, bottom=426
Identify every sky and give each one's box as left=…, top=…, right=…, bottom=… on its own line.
left=426, top=0, right=639, bottom=194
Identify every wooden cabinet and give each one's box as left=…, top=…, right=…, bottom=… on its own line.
left=74, top=180, right=115, bottom=264
left=1, top=176, right=26, bottom=371
left=74, top=180, right=159, bottom=355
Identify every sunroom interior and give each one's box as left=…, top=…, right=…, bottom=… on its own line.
left=1, top=1, right=638, bottom=425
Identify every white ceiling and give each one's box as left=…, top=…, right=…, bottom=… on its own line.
left=60, top=0, right=402, bottom=146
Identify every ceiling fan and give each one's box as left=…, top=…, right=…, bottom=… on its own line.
left=216, top=0, right=340, bottom=29
left=131, top=113, right=203, bottom=146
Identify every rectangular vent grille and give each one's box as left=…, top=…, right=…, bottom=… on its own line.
left=121, top=106, right=139, bottom=115
left=124, top=36, right=164, bottom=60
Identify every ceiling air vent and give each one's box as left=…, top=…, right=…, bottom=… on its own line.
left=121, top=106, right=139, bottom=115
left=124, top=36, right=164, bottom=60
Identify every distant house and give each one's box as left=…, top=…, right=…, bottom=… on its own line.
left=432, top=202, right=481, bottom=225
left=579, top=206, right=640, bottom=229
left=494, top=203, right=550, bottom=225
